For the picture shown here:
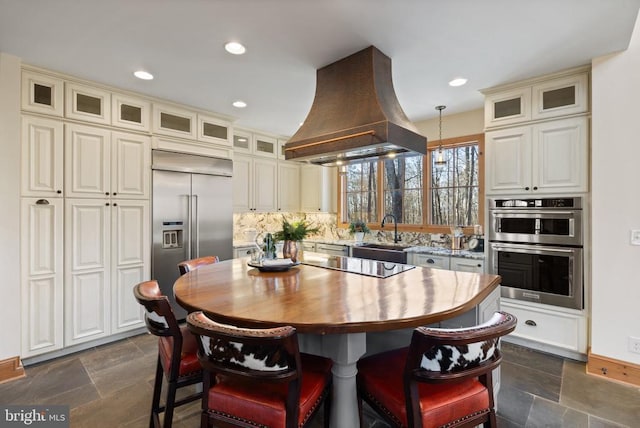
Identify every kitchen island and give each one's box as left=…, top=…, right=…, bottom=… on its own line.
left=174, top=255, right=501, bottom=428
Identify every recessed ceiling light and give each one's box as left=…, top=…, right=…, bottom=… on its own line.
left=133, top=70, right=154, bottom=80
left=232, top=100, right=247, bottom=108
left=449, top=77, right=467, bottom=87
left=225, top=42, right=246, bottom=55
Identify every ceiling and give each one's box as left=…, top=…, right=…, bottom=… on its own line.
left=1, top=0, right=639, bottom=137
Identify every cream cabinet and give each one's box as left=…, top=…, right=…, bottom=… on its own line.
left=232, top=130, right=278, bottom=158
left=486, top=116, right=588, bottom=194
left=232, top=154, right=277, bottom=212
left=21, top=115, right=64, bottom=198
left=484, top=69, right=588, bottom=129
left=450, top=257, right=484, bottom=274
left=300, top=165, right=336, bottom=212
left=198, top=114, right=231, bottom=147
left=65, top=124, right=150, bottom=199
left=111, top=92, right=151, bottom=132
left=501, top=298, right=587, bottom=360
left=21, top=198, right=64, bottom=357
left=152, top=103, right=197, bottom=139
left=65, top=82, right=111, bottom=125
left=21, top=70, right=64, bottom=117
left=410, top=253, right=450, bottom=270
left=277, top=162, right=300, bottom=212
left=64, top=198, right=149, bottom=345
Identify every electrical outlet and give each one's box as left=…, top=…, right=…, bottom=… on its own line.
left=631, top=230, right=640, bottom=245
left=628, top=336, right=640, bottom=354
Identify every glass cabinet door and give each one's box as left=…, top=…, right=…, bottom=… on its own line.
left=21, top=70, right=64, bottom=117
left=111, top=93, right=150, bottom=132
left=152, top=103, right=197, bottom=139
left=484, top=87, right=532, bottom=128
left=531, top=73, right=588, bottom=120
left=65, top=83, right=111, bottom=125
left=198, top=114, right=231, bottom=146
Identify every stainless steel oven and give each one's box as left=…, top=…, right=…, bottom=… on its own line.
left=488, top=197, right=583, bottom=310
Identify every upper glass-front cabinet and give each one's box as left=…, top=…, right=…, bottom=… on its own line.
left=111, top=93, right=151, bottom=132
left=152, top=103, right=197, bottom=139
left=21, top=70, right=65, bottom=117
left=198, top=114, right=231, bottom=146
left=484, top=70, right=589, bottom=128
left=233, top=130, right=252, bottom=153
left=253, top=134, right=277, bottom=158
left=531, top=73, right=588, bottom=120
left=65, top=82, right=111, bottom=125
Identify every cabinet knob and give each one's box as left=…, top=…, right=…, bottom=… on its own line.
left=113, top=203, right=118, bottom=206
left=525, top=319, right=537, bottom=327
left=113, top=192, right=117, bottom=196
left=533, top=186, right=538, bottom=191
left=105, top=192, right=110, bottom=196
left=105, top=203, right=110, bottom=206
left=525, top=186, right=530, bottom=191
left=56, top=190, right=62, bottom=194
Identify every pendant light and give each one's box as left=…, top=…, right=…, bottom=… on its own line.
left=434, top=105, right=447, bottom=170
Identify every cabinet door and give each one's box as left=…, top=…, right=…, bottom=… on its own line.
left=300, top=165, right=336, bottom=212
left=253, top=134, right=278, bottom=158
left=198, top=114, right=231, bottom=146
left=65, top=82, right=111, bottom=125
left=65, top=124, right=111, bottom=198
left=450, top=257, right=484, bottom=273
left=232, top=155, right=253, bottom=212
left=278, top=162, right=300, bottom=212
left=111, top=200, right=149, bottom=333
left=65, top=199, right=111, bottom=345
left=485, top=127, right=532, bottom=194
left=531, top=73, right=589, bottom=120
left=253, top=158, right=278, bottom=212
left=533, top=117, right=588, bottom=193
left=21, top=198, right=64, bottom=357
left=411, top=253, right=450, bottom=270
left=484, top=86, right=532, bottom=128
left=111, top=93, right=151, bottom=132
left=111, top=132, right=150, bottom=199
left=232, top=130, right=253, bottom=154
left=21, top=116, right=64, bottom=197
left=152, top=103, right=197, bottom=139
left=21, top=70, right=64, bottom=117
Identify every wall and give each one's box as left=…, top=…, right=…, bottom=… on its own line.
left=413, top=108, right=484, bottom=141
left=0, top=53, right=22, bottom=360
left=591, top=13, right=640, bottom=364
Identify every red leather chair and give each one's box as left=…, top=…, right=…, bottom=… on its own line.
left=186, top=311, right=333, bottom=428
left=133, top=280, right=202, bottom=428
left=177, top=256, right=220, bottom=276
left=357, top=311, right=517, bottom=428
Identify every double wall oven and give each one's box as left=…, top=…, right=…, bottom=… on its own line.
left=489, top=197, right=583, bottom=309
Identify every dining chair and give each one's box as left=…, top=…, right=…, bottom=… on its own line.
left=177, top=256, right=220, bottom=275
left=356, top=311, right=517, bottom=428
left=186, top=311, right=333, bottom=428
left=133, top=280, right=202, bottom=428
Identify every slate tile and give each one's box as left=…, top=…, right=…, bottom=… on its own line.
left=525, top=396, right=589, bottom=428
left=497, top=385, right=534, bottom=426
left=502, top=342, right=564, bottom=378
left=80, top=339, right=145, bottom=375
left=501, top=360, right=562, bottom=402
left=588, top=414, right=629, bottom=428
left=90, top=353, right=156, bottom=397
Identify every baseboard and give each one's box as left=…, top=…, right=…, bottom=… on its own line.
left=587, top=350, right=640, bottom=387
left=0, top=356, right=26, bottom=385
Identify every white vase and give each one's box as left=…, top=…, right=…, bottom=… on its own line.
left=354, top=232, right=365, bottom=242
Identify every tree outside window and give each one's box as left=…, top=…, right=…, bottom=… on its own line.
left=339, top=134, right=483, bottom=231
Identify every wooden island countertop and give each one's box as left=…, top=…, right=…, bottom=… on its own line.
left=173, top=256, right=501, bottom=428
left=173, top=257, right=501, bottom=334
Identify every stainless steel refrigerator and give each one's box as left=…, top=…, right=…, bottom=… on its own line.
left=151, top=150, right=233, bottom=318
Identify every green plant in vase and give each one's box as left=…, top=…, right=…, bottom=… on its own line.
left=348, top=220, right=370, bottom=242
left=273, top=218, right=320, bottom=262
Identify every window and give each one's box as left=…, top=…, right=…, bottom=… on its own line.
left=429, top=142, right=480, bottom=226
left=339, top=134, right=483, bottom=232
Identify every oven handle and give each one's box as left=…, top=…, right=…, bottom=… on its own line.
left=490, top=243, right=580, bottom=255
left=492, top=210, right=576, bottom=217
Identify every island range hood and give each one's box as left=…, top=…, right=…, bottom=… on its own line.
left=284, top=46, right=427, bottom=165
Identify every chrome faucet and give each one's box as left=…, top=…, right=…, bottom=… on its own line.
left=381, top=214, right=401, bottom=243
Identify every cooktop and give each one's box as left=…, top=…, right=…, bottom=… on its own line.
left=301, top=255, right=414, bottom=278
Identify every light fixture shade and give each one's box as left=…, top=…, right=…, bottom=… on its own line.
left=434, top=149, right=447, bottom=170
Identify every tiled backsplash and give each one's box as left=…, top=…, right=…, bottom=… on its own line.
left=233, top=212, right=461, bottom=247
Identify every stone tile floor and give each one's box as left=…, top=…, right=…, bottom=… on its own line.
left=1, top=335, right=639, bottom=427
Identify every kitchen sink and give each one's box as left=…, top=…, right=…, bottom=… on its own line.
left=351, top=243, right=411, bottom=264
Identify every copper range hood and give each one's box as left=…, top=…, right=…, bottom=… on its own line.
left=284, top=46, right=427, bottom=165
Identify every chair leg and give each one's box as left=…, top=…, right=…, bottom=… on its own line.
left=323, top=389, right=332, bottom=428
left=163, top=380, right=178, bottom=428
left=150, top=356, right=164, bottom=428
left=486, top=409, right=497, bottom=427
left=200, top=409, right=210, bottom=428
